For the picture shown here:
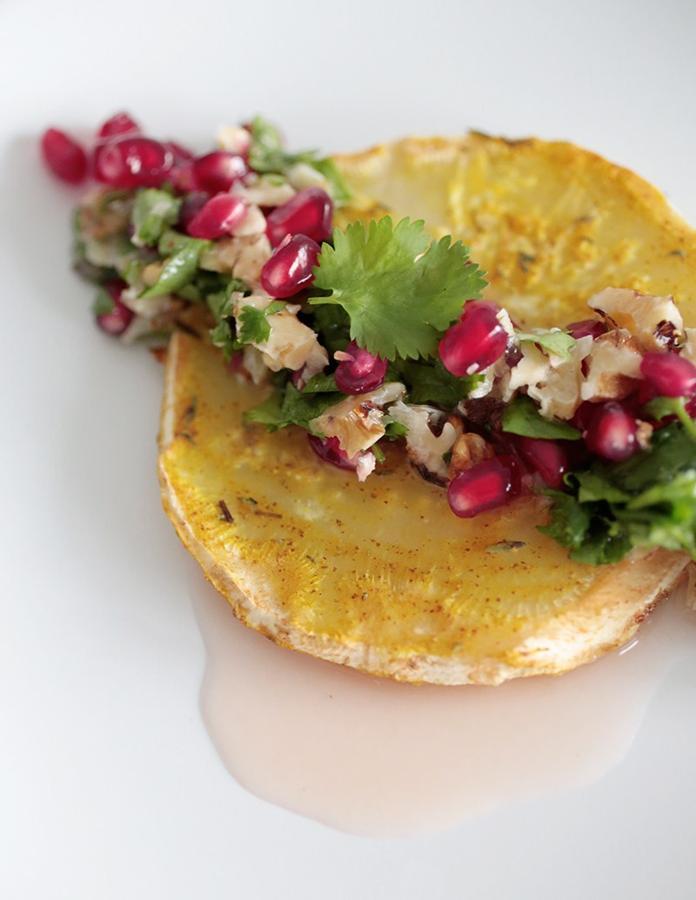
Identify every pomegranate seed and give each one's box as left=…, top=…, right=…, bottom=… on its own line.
left=178, top=191, right=210, bottom=231
left=41, top=128, right=88, bottom=184
left=96, top=282, right=134, bottom=336
left=640, top=351, right=696, bottom=398
left=165, top=141, right=194, bottom=164
left=308, top=435, right=356, bottom=471
left=185, top=193, right=247, bottom=239
left=567, top=318, right=607, bottom=340
left=97, top=111, right=140, bottom=139
left=192, top=151, right=247, bottom=193
left=497, top=453, right=524, bottom=496
left=515, top=437, right=568, bottom=489
left=448, top=458, right=513, bottom=518
left=260, top=234, right=320, bottom=298
left=687, top=396, right=696, bottom=418
left=169, top=162, right=197, bottom=193
left=585, top=401, right=638, bottom=461
left=439, top=301, right=508, bottom=376
left=334, top=341, right=387, bottom=394
left=266, top=187, right=333, bottom=247
left=93, top=136, right=174, bottom=188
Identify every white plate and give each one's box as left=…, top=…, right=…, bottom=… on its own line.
left=2, top=0, right=696, bottom=897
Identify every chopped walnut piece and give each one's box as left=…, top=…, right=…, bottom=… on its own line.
left=588, top=287, right=684, bottom=351
left=635, top=419, right=654, bottom=450
left=581, top=330, right=642, bottom=402
left=448, top=432, right=494, bottom=479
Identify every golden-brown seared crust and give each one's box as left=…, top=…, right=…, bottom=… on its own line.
left=157, top=134, right=694, bottom=684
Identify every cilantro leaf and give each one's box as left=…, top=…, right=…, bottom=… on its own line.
left=541, top=421, right=696, bottom=564
left=131, top=189, right=181, bottom=247
left=248, top=116, right=289, bottom=173
left=502, top=396, right=581, bottom=440
left=392, top=358, right=480, bottom=406
left=141, top=237, right=209, bottom=299
left=92, top=287, right=115, bottom=316
left=237, top=302, right=285, bottom=345
left=515, top=329, right=576, bottom=361
left=301, top=372, right=338, bottom=393
left=210, top=320, right=240, bottom=360
left=644, top=395, right=696, bottom=441
left=310, top=217, right=486, bottom=361
left=310, top=304, right=351, bottom=355
left=245, top=383, right=341, bottom=432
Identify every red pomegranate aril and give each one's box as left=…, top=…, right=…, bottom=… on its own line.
left=93, top=136, right=174, bottom=188
left=515, top=437, right=568, bottom=489
left=497, top=453, right=524, bottom=496
left=260, top=234, right=320, bottom=298
left=687, top=396, right=696, bottom=418
left=308, top=435, right=356, bottom=471
left=165, top=141, right=194, bottom=164
left=585, top=401, right=638, bottom=461
left=192, top=151, right=247, bottom=193
left=185, top=193, right=247, bottom=239
left=178, top=191, right=210, bottom=230
left=41, top=128, right=88, bottom=184
left=335, top=341, right=387, bottom=394
left=97, top=111, right=140, bottom=139
left=567, top=318, right=607, bottom=341
left=640, top=351, right=696, bottom=398
left=266, top=187, right=333, bottom=247
left=448, top=458, right=513, bottom=518
left=96, top=282, right=134, bottom=336
left=439, top=301, right=508, bottom=376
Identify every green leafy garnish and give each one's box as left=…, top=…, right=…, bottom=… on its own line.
left=245, top=382, right=341, bottom=432
left=384, top=419, right=409, bottom=439
left=515, top=329, right=576, bottom=361
left=542, top=422, right=696, bottom=564
left=502, top=396, right=581, bottom=440
left=141, top=237, right=209, bottom=299
left=310, top=217, right=486, bottom=361
left=395, top=358, right=481, bottom=407
left=301, top=372, right=339, bottom=393
left=644, top=395, right=696, bottom=441
left=131, top=189, right=181, bottom=247
left=238, top=302, right=285, bottom=345
left=92, top=287, right=115, bottom=316
left=310, top=304, right=351, bottom=355
left=210, top=320, right=239, bottom=360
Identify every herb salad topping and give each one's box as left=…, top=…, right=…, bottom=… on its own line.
left=43, top=113, right=696, bottom=566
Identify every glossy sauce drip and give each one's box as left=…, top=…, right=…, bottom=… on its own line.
left=192, top=576, right=693, bottom=838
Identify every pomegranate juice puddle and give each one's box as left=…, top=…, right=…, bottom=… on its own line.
left=191, top=576, right=693, bottom=838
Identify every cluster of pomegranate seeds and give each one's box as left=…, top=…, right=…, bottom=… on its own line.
left=307, top=435, right=357, bottom=471
left=260, top=234, right=320, bottom=298
left=439, top=301, right=508, bottom=376
left=334, top=341, right=387, bottom=394
left=640, top=351, right=696, bottom=398
left=191, top=151, right=247, bottom=193
left=185, top=193, right=247, bottom=239
left=95, top=282, right=134, bottom=336
left=584, top=401, right=638, bottom=461
left=93, top=136, right=175, bottom=188
left=97, top=111, right=140, bottom=139
left=41, top=128, right=88, bottom=185
left=515, top=437, right=568, bottom=489
left=266, top=187, right=333, bottom=247
left=447, top=458, right=514, bottom=518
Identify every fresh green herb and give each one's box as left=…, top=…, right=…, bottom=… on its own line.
left=141, top=237, right=210, bottom=299
left=131, top=189, right=182, bottom=247
left=301, top=372, right=339, bottom=393
left=502, top=396, right=581, bottom=440
left=384, top=419, right=409, bottom=439
left=310, top=304, right=351, bottom=355
left=248, top=116, right=291, bottom=173
left=395, top=358, right=481, bottom=407
left=372, top=444, right=386, bottom=463
left=310, top=217, right=486, bottom=361
left=644, top=395, right=696, bottom=441
left=245, top=382, right=341, bottom=432
left=238, top=302, right=285, bottom=344
left=210, top=320, right=239, bottom=360
left=91, top=287, right=115, bottom=316
left=157, top=229, right=193, bottom=257
left=542, top=422, right=696, bottom=564
left=515, top=329, right=576, bottom=361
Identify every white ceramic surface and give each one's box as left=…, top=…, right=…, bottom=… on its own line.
left=2, top=0, right=696, bottom=897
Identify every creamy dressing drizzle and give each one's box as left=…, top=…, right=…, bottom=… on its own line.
left=191, top=575, right=693, bottom=838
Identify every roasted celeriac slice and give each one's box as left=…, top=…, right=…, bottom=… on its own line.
left=159, top=133, right=695, bottom=685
